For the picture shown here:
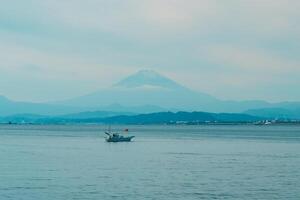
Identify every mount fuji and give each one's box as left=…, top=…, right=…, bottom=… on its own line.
left=114, top=70, right=186, bottom=90
left=58, top=70, right=288, bottom=113
left=58, top=70, right=221, bottom=112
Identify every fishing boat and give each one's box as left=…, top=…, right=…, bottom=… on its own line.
left=104, top=127, right=135, bottom=142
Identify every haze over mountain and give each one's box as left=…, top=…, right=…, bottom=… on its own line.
left=0, top=95, right=84, bottom=116
left=0, top=94, right=163, bottom=116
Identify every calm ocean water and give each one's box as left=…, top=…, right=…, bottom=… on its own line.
left=0, top=125, right=299, bottom=200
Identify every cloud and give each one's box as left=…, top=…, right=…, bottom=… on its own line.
left=203, top=45, right=300, bottom=73
left=0, top=0, right=299, bottom=101
left=2, top=0, right=300, bottom=36
left=39, top=0, right=300, bottom=39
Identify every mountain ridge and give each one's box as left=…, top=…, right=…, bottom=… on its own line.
left=1, top=70, right=300, bottom=116
left=0, top=111, right=262, bottom=124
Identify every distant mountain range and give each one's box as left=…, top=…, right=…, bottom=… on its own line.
left=0, top=95, right=83, bottom=116
left=0, top=111, right=133, bottom=124
left=244, top=107, right=300, bottom=119
left=0, top=111, right=262, bottom=124
left=1, top=70, right=300, bottom=118
left=95, top=111, right=261, bottom=124
left=0, top=95, right=165, bottom=116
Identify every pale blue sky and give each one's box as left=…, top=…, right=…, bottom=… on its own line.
left=0, top=0, right=299, bottom=102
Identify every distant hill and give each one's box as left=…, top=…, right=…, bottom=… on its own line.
left=0, top=95, right=164, bottom=116
left=0, top=95, right=85, bottom=116
left=60, top=111, right=135, bottom=119
left=0, top=111, right=134, bottom=123
left=0, top=111, right=261, bottom=124
left=98, top=111, right=261, bottom=124
left=244, top=107, right=300, bottom=119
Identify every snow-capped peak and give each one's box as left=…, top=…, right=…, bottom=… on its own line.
left=114, top=70, right=185, bottom=90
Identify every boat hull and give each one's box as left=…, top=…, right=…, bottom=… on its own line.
left=106, top=136, right=135, bottom=143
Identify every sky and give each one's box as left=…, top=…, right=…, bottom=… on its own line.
left=0, top=0, right=299, bottom=103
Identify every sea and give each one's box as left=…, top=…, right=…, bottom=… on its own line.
left=0, top=124, right=299, bottom=200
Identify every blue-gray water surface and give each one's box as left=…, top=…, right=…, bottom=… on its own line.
left=0, top=125, right=299, bottom=200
